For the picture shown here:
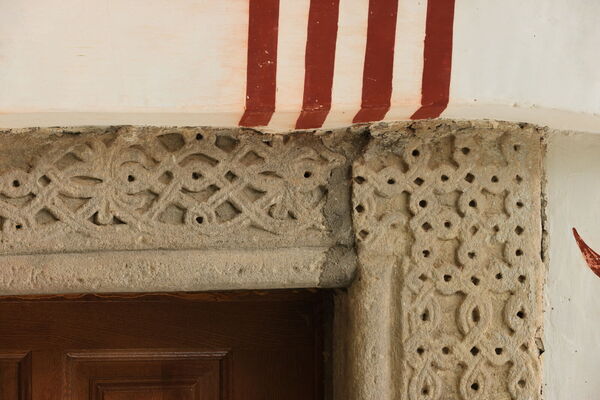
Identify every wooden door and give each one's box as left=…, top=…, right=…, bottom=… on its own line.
left=0, top=290, right=325, bottom=400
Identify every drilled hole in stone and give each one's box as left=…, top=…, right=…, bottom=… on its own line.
left=38, top=175, right=51, bottom=186
left=518, top=380, right=526, bottom=388
left=516, top=249, right=524, bottom=256
left=468, top=200, right=477, bottom=208
left=465, top=173, right=475, bottom=183
left=192, top=172, right=201, bottom=180
left=127, top=175, right=135, bottom=182
left=12, top=180, right=20, bottom=187
left=470, top=346, right=480, bottom=356
left=422, top=222, right=432, bottom=232
left=421, top=387, right=429, bottom=395
left=443, top=274, right=452, bottom=282
left=471, top=276, right=480, bottom=285
left=414, top=177, right=424, bottom=186
left=418, top=274, right=427, bottom=282
left=442, top=347, right=451, bottom=354
left=515, top=226, right=524, bottom=235
left=304, top=171, right=312, bottom=178
left=468, top=252, right=476, bottom=259
left=355, top=204, right=365, bottom=213
left=15, top=224, right=22, bottom=230
left=491, top=175, right=499, bottom=183
left=441, top=175, right=449, bottom=182
left=493, top=225, right=500, bottom=232
left=496, top=272, right=503, bottom=280
left=516, top=201, right=524, bottom=208
left=195, top=133, right=204, bottom=141
left=417, top=347, right=424, bottom=355
left=421, top=310, right=430, bottom=321
left=419, top=200, right=428, bottom=208
left=422, top=250, right=431, bottom=258
left=444, top=221, right=452, bottom=228
left=471, top=383, right=480, bottom=391
left=518, top=275, right=527, bottom=283
left=495, top=347, right=503, bottom=355
left=461, top=147, right=471, bottom=155
left=472, top=308, right=480, bottom=323
left=355, top=176, right=366, bottom=184
left=412, top=149, right=420, bottom=157
left=516, top=175, right=523, bottom=183
left=195, top=216, right=204, bottom=224
left=514, top=144, right=521, bottom=152
left=517, top=310, right=526, bottom=319
left=387, top=178, right=395, bottom=185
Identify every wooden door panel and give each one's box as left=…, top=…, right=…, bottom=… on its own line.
left=97, top=384, right=196, bottom=400
left=0, top=291, right=324, bottom=399
left=66, top=350, right=226, bottom=400
left=0, top=352, right=31, bottom=400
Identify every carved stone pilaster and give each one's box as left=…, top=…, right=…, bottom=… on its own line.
left=351, top=121, right=544, bottom=400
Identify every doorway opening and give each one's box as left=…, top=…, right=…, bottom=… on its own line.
left=0, top=290, right=329, bottom=400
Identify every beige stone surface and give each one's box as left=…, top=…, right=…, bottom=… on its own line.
left=0, top=126, right=356, bottom=254
left=350, top=120, right=544, bottom=399
left=0, top=247, right=346, bottom=295
left=0, top=121, right=546, bottom=400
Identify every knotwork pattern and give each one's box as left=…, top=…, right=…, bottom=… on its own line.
left=353, top=123, right=543, bottom=399
left=0, top=127, right=343, bottom=254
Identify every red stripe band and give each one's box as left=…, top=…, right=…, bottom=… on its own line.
left=295, top=0, right=341, bottom=130
left=353, top=0, right=400, bottom=124
left=239, top=0, right=280, bottom=127
left=411, top=0, right=456, bottom=120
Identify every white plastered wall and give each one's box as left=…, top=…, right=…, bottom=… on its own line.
left=544, top=131, right=600, bottom=398
left=1, top=1, right=600, bottom=131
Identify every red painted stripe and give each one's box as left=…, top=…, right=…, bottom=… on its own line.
left=411, top=0, right=456, bottom=120
left=573, top=228, right=600, bottom=278
left=352, top=0, right=400, bottom=124
left=239, top=0, right=280, bottom=127
left=295, top=0, right=341, bottom=130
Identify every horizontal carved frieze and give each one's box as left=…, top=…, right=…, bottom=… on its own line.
left=0, top=127, right=347, bottom=254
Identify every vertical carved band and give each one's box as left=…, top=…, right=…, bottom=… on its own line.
left=352, top=122, right=544, bottom=399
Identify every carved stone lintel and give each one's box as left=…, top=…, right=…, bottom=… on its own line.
left=0, top=127, right=349, bottom=254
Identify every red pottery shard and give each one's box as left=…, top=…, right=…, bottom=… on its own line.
left=573, top=228, right=600, bottom=278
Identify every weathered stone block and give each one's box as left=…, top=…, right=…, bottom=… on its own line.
left=0, top=126, right=353, bottom=254
left=351, top=120, right=544, bottom=399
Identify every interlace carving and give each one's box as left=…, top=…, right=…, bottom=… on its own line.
left=0, top=127, right=343, bottom=254
left=353, top=125, right=543, bottom=399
